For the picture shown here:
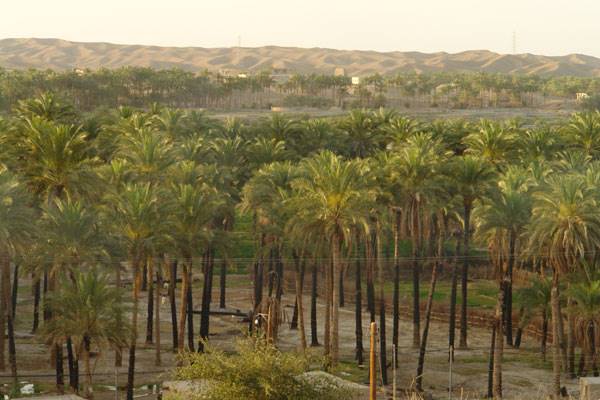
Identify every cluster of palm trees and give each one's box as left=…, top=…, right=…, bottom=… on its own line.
left=1, top=67, right=598, bottom=112
left=2, top=92, right=600, bottom=399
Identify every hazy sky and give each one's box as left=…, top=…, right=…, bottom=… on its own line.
left=2, top=0, right=598, bottom=56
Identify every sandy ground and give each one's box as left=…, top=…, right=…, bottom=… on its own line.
left=0, top=275, right=579, bottom=399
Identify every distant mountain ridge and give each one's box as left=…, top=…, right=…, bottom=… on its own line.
left=2, top=38, right=600, bottom=77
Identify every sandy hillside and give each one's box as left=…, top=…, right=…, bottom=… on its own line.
left=2, top=38, right=600, bottom=77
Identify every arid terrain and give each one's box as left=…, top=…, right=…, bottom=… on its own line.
left=2, top=38, right=600, bottom=76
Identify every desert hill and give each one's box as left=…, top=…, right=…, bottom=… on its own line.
left=2, top=38, right=600, bottom=77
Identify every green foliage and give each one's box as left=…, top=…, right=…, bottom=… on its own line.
left=174, top=338, right=351, bottom=400
left=41, top=269, right=130, bottom=353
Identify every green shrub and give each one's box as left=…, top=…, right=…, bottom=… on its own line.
left=173, top=338, right=351, bottom=400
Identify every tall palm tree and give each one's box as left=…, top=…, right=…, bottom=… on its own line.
left=287, top=151, right=374, bottom=365
left=517, top=275, right=553, bottom=360
left=451, top=155, right=495, bottom=349
left=169, top=179, right=221, bottom=352
left=565, top=111, right=600, bottom=159
left=105, top=183, right=160, bottom=400
left=9, top=117, right=99, bottom=202
left=0, top=167, right=34, bottom=379
left=42, top=270, right=130, bottom=399
left=567, top=279, right=600, bottom=377
left=475, top=177, right=532, bottom=398
left=465, top=120, right=515, bottom=167
left=41, top=198, right=109, bottom=391
left=390, top=133, right=449, bottom=347
left=528, top=174, right=600, bottom=399
left=242, top=162, right=302, bottom=345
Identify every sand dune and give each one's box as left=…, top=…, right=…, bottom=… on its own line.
left=2, top=38, right=600, bottom=76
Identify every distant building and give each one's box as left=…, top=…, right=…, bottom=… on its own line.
left=351, top=77, right=361, bottom=85
left=237, top=73, right=248, bottom=79
left=334, top=67, right=346, bottom=77
left=577, top=92, right=590, bottom=101
left=219, top=69, right=236, bottom=77
left=73, top=68, right=85, bottom=76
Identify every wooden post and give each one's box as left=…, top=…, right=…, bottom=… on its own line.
left=370, top=322, right=377, bottom=400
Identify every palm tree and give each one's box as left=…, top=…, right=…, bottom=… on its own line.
left=390, top=133, right=449, bottom=348
left=517, top=275, right=553, bottom=360
left=528, top=174, right=600, bottom=399
left=105, top=183, right=160, bottom=400
left=475, top=173, right=532, bottom=397
left=451, top=155, right=495, bottom=349
left=415, top=210, right=445, bottom=392
left=0, top=167, right=34, bottom=380
left=169, top=180, right=221, bottom=352
left=287, top=151, right=374, bottom=365
left=14, top=92, right=77, bottom=123
left=565, top=111, right=600, bottom=159
left=42, top=270, right=130, bottom=399
left=567, top=279, right=600, bottom=376
left=465, top=120, right=515, bottom=167
left=9, top=117, right=99, bottom=202
left=242, top=162, right=302, bottom=345
left=41, top=198, right=109, bottom=391
left=339, top=109, right=382, bottom=158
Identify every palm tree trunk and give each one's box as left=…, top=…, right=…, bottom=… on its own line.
left=339, top=265, right=345, bottom=308
left=514, top=306, right=525, bottom=349
left=0, top=254, right=8, bottom=371
left=487, top=325, right=496, bottom=399
left=56, top=344, right=64, bottom=394
left=32, top=275, right=41, bottom=334
left=146, top=261, right=154, bottom=344
left=169, top=260, right=178, bottom=351
left=310, top=263, right=319, bottom=347
left=586, top=321, right=595, bottom=378
left=355, top=242, right=364, bottom=365
left=115, top=263, right=122, bottom=366
left=126, top=259, right=142, bottom=400
left=392, top=210, right=401, bottom=368
left=366, top=234, right=376, bottom=323
left=66, top=337, right=79, bottom=392
left=293, top=251, right=307, bottom=350
left=155, top=267, right=162, bottom=366
left=412, top=211, right=421, bottom=348
left=291, top=262, right=305, bottom=330
left=331, top=234, right=341, bottom=365
left=11, top=264, right=18, bottom=319
left=7, top=308, right=16, bottom=386
left=541, top=310, right=548, bottom=362
left=177, top=262, right=188, bottom=353
left=199, top=249, right=214, bottom=352
left=493, top=282, right=504, bottom=399
left=551, top=270, right=561, bottom=400
left=504, top=233, right=515, bottom=347
left=449, top=239, right=461, bottom=355
left=567, top=297, right=575, bottom=378
left=82, top=341, right=93, bottom=399
left=376, top=224, right=387, bottom=385
left=460, top=204, right=471, bottom=349
left=186, top=265, right=195, bottom=352
left=219, top=256, right=227, bottom=309
left=557, top=294, right=568, bottom=374
left=324, top=258, right=332, bottom=360
left=416, top=259, right=439, bottom=392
